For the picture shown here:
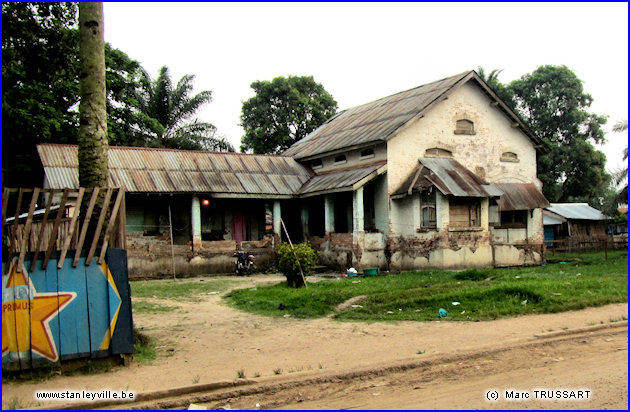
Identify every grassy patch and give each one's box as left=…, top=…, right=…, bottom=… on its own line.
left=224, top=251, right=627, bottom=322
left=132, top=301, right=178, bottom=314
left=130, top=278, right=240, bottom=302
left=133, top=329, right=156, bottom=364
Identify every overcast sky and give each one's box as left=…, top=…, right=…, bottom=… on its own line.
left=102, top=2, right=628, bottom=172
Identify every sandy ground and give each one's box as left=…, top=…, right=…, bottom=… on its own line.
left=2, top=274, right=628, bottom=410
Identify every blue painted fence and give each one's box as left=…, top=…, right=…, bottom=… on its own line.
left=2, top=248, right=134, bottom=371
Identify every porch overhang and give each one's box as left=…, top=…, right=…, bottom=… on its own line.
left=298, top=161, right=387, bottom=198
left=494, top=182, right=550, bottom=211
left=392, top=157, right=502, bottom=199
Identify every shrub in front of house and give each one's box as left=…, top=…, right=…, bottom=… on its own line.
left=275, top=242, right=318, bottom=288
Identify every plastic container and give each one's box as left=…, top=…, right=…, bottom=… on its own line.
left=363, top=267, right=378, bottom=276
left=346, top=271, right=358, bottom=277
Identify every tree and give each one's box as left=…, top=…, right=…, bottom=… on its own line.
left=77, top=2, right=107, bottom=188
left=508, top=65, right=610, bottom=202
left=240, top=75, right=338, bottom=154
left=134, top=66, right=233, bottom=151
left=2, top=2, right=80, bottom=186
left=476, top=66, right=515, bottom=109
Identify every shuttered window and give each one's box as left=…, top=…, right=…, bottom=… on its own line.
left=449, top=197, right=481, bottom=227
left=454, top=119, right=475, bottom=135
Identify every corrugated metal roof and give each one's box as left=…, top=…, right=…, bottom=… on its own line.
left=495, top=183, right=550, bottom=211
left=37, top=144, right=311, bottom=196
left=543, top=211, right=567, bottom=225
left=393, top=157, right=503, bottom=198
left=283, top=71, right=547, bottom=160
left=546, top=203, right=608, bottom=221
left=284, top=72, right=469, bottom=159
left=393, top=157, right=502, bottom=198
left=298, top=161, right=386, bottom=196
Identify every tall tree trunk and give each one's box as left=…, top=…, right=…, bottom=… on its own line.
left=78, top=2, right=108, bottom=188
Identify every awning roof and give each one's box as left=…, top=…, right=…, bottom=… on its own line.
left=298, top=161, right=387, bottom=197
left=393, top=157, right=503, bottom=198
left=546, top=203, right=608, bottom=221
left=543, top=211, right=567, bottom=225
left=495, top=182, right=550, bottom=211
left=38, top=144, right=312, bottom=197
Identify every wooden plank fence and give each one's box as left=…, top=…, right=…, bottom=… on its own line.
left=2, top=188, right=133, bottom=371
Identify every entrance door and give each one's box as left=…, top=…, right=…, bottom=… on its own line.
left=233, top=209, right=246, bottom=242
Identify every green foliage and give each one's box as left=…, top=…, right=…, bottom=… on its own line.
left=508, top=65, right=610, bottom=202
left=134, top=66, right=234, bottom=152
left=240, top=75, right=338, bottom=154
left=275, top=242, right=318, bottom=288
left=2, top=2, right=80, bottom=186
left=2, top=4, right=231, bottom=187
left=225, top=251, right=627, bottom=320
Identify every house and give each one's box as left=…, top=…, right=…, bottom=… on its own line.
left=37, top=70, right=551, bottom=276
left=543, top=203, right=609, bottom=249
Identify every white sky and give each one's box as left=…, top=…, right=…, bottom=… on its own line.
left=103, top=2, right=628, bottom=173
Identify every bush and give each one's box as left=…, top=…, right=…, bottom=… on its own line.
left=275, top=242, right=318, bottom=288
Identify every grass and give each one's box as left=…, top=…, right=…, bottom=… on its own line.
left=224, top=251, right=627, bottom=322
left=130, top=278, right=240, bottom=302
left=132, top=301, right=178, bottom=314
left=134, top=329, right=156, bottom=364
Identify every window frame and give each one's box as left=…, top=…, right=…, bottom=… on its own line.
left=454, top=119, right=476, bottom=135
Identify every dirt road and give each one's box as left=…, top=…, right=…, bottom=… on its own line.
left=2, top=275, right=627, bottom=410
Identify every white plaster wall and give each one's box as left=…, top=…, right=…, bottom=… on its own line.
left=309, top=143, right=387, bottom=172
left=386, top=81, right=537, bottom=195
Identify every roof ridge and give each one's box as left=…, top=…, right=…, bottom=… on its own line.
left=37, top=143, right=294, bottom=159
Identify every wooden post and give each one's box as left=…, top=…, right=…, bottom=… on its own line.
left=280, top=218, right=307, bottom=288
left=604, top=238, right=608, bottom=261
left=169, top=205, right=176, bottom=280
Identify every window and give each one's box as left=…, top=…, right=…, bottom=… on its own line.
left=424, top=147, right=453, bottom=158
left=334, top=154, right=347, bottom=165
left=449, top=197, right=481, bottom=228
left=312, top=159, right=323, bottom=169
left=499, top=210, right=527, bottom=228
left=360, top=148, right=375, bottom=159
left=454, top=119, right=475, bottom=135
left=500, top=152, right=519, bottom=162
left=421, top=191, right=437, bottom=229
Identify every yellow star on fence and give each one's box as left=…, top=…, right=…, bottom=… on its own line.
left=2, top=262, right=76, bottom=361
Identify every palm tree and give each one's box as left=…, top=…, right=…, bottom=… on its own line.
left=476, top=66, right=503, bottom=85
left=135, top=66, right=234, bottom=151
left=77, top=2, right=108, bottom=188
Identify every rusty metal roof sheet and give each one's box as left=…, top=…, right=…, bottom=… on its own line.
left=284, top=71, right=547, bottom=160
left=393, top=157, right=502, bottom=198
left=37, top=144, right=311, bottom=196
left=546, top=203, right=608, bottom=221
left=298, top=161, right=387, bottom=196
left=495, top=182, right=550, bottom=211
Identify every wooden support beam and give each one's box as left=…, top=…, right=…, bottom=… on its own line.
left=17, top=188, right=40, bottom=273
left=42, top=189, right=70, bottom=270
left=73, top=188, right=100, bottom=267
left=490, top=101, right=499, bottom=107
left=30, top=189, right=58, bottom=272
left=98, top=188, right=124, bottom=264
left=58, top=188, right=85, bottom=268
left=86, top=188, right=113, bottom=266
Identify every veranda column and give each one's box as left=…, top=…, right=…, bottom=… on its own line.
left=353, top=187, right=364, bottom=233
left=191, top=195, right=202, bottom=251
left=273, top=200, right=282, bottom=243
left=324, top=194, right=335, bottom=234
